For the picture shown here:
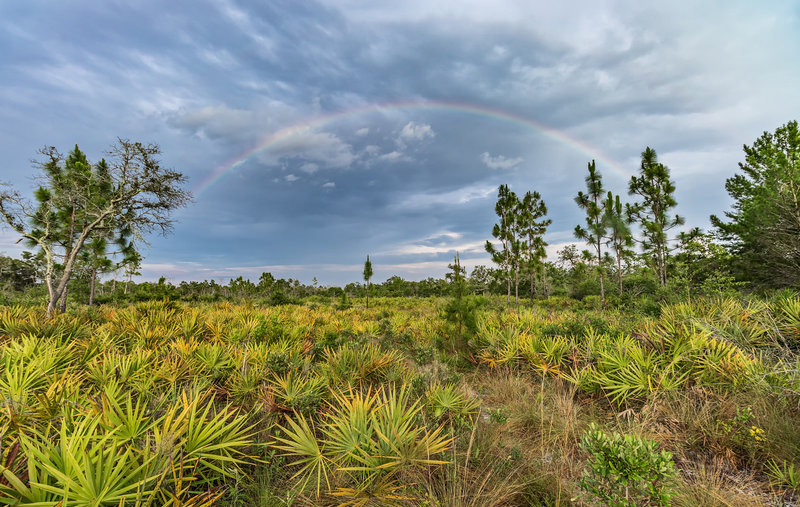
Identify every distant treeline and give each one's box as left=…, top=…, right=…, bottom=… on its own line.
left=0, top=244, right=742, bottom=314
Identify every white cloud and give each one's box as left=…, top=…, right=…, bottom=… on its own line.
left=391, top=240, right=485, bottom=256
left=491, top=44, right=509, bottom=59
left=198, top=48, right=238, bottom=70
left=174, top=105, right=255, bottom=140
left=381, top=230, right=483, bottom=257
left=285, top=174, right=298, bottom=182
left=257, top=128, right=356, bottom=168
left=480, top=151, right=524, bottom=170
left=169, top=101, right=298, bottom=142
left=399, top=121, right=435, bottom=142
left=355, top=127, right=370, bottom=136
left=215, top=0, right=278, bottom=61
left=396, top=121, right=435, bottom=149
left=393, top=184, right=495, bottom=210
left=23, top=61, right=102, bottom=96
left=173, top=104, right=358, bottom=169
left=377, top=150, right=407, bottom=162
left=322, top=182, right=335, bottom=188
left=423, top=231, right=462, bottom=241
left=299, top=162, right=319, bottom=174
left=128, top=50, right=182, bottom=78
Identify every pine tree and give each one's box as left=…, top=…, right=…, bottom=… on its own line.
left=602, top=192, right=634, bottom=294
left=517, top=191, right=551, bottom=302
left=627, top=147, right=684, bottom=287
left=121, top=250, right=142, bottom=295
left=574, top=160, right=608, bottom=307
left=363, top=255, right=373, bottom=309
left=444, top=252, right=479, bottom=352
left=0, top=140, right=191, bottom=315
left=711, top=120, right=800, bottom=287
left=486, top=184, right=520, bottom=303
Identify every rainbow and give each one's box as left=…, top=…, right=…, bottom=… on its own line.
left=193, top=99, right=629, bottom=196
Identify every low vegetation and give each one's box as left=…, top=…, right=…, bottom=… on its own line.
left=0, top=295, right=798, bottom=505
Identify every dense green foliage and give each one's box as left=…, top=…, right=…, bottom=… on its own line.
left=579, top=424, right=676, bottom=506
left=0, top=296, right=798, bottom=505
left=712, top=120, right=800, bottom=288
left=575, top=160, right=608, bottom=306
left=0, top=140, right=190, bottom=315
left=363, top=255, right=373, bottom=309
left=627, top=147, right=684, bottom=288
left=0, top=254, right=37, bottom=296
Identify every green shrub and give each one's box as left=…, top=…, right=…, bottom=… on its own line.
left=414, top=345, right=434, bottom=365
left=579, top=424, right=676, bottom=506
left=265, top=351, right=292, bottom=376
left=335, top=290, right=350, bottom=310
left=270, top=289, right=293, bottom=306
left=713, top=406, right=765, bottom=461
left=582, top=295, right=603, bottom=310
left=541, top=295, right=577, bottom=309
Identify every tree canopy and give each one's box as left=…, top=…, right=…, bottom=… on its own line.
left=711, top=120, right=800, bottom=288
left=0, top=139, right=191, bottom=315
left=627, top=147, right=684, bottom=287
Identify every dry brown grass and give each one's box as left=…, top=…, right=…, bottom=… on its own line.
left=673, top=460, right=769, bottom=507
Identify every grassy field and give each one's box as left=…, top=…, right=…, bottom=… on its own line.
left=1, top=296, right=799, bottom=505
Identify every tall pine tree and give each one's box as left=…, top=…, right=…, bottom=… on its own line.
left=518, top=190, right=551, bottom=302
left=486, top=184, right=519, bottom=303
left=603, top=192, right=634, bottom=294
left=363, top=255, right=373, bottom=309
left=627, top=147, right=684, bottom=287
left=711, top=121, right=800, bottom=287
left=574, top=160, right=608, bottom=307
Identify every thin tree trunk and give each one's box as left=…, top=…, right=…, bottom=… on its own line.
left=597, top=245, right=605, bottom=309
left=45, top=258, right=57, bottom=317
left=89, top=266, right=97, bottom=305
left=657, top=240, right=666, bottom=287
left=506, top=270, right=510, bottom=303
left=59, top=284, right=68, bottom=313
left=503, top=211, right=510, bottom=304
left=599, top=270, right=605, bottom=309
left=542, top=268, right=550, bottom=298
left=60, top=204, right=77, bottom=313
left=530, top=270, right=534, bottom=303
left=528, top=236, right=534, bottom=303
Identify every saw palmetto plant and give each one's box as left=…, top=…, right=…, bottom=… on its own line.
left=273, top=386, right=452, bottom=502
left=1, top=295, right=799, bottom=505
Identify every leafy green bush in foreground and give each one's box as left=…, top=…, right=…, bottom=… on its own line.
left=579, top=423, right=676, bottom=506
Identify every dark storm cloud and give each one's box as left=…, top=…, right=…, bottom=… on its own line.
left=1, top=0, right=798, bottom=284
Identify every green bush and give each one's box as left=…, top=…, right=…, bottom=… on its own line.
left=579, top=424, right=676, bottom=506
left=714, top=406, right=765, bottom=461
left=269, top=289, right=294, bottom=306
left=582, top=295, right=602, bottom=310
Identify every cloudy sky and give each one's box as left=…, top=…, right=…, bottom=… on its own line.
left=1, top=1, right=798, bottom=285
